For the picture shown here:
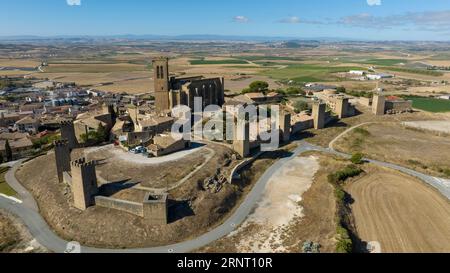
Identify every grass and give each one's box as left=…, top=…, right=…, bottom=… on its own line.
left=260, top=64, right=365, bottom=83
left=235, top=56, right=304, bottom=62
left=381, top=67, right=444, bottom=76
left=0, top=166, right=16, bottom=197
left=405, top=96, right=450, bottom=113
left=43, top=63, right=147, bottom=73
left=190, top=59, right=249, bottom=65
left=358, top=59, right=406, bottom=66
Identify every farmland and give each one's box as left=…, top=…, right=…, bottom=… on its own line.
left=260, top=64, right=366, bottom=83
left=405, top=96, right=450, bottom=113
left=190, top=59, right=249, bottom=65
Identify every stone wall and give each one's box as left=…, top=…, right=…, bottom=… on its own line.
left=95, top=196, right=144, bottom=217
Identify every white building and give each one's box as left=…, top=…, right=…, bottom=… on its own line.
left=349, top=70, right=366, bottom=76
left=367, top=73, right=394, bottom=80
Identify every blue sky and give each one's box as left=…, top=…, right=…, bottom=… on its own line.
left=3, top=0, right=450, bottom=40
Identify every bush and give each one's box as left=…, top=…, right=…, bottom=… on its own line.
left=442, top=168, right=450, bottom=178
left=336, top=225, right=353, bottom=253
left=354, top=127, right=370, bottom=137
left=286, top=86, right=305, bottom=95
left=293, top=101, right=309, bottom=113
left=350, top=153, right=364, bottom=165
left=249, top=81, right=269, bottom=93
left=328, top=165, right=363, bottom=185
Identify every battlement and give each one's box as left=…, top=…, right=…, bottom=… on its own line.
left=71, top=158, right=96, bottom=168
left=54, top=139, right=68, bottom=147
left=60, top=120, right=74, bottom=126
left=153, top=56, right=169, bottom=62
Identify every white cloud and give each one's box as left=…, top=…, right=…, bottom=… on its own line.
left=339, top=10, right=450, bottom=32
left=233, top=16, right=249, bottom=23
left=67, top=0, right=81, bottom=6
left=367, top=0, right=382, bottom=6
left=278, top=16, right=301, bottom=24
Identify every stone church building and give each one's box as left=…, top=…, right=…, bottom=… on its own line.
left=153, top=57, right=225, bottom=112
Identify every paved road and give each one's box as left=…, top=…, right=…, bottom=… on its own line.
left=0, top=141, right=449, bottom=253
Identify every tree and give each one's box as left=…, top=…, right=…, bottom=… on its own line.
left=293, top=101, right=309, bottom=113
left=96, top=123, right=109, bottom=143
left=286, top=86, right=305, bottom=95
left=248, top=81, right=269, bottom=93
left=336, top=86, right=346, bottom=94
left=5, top=140, right=12, bottom=162
left=350, top=153, right=364, bottom=165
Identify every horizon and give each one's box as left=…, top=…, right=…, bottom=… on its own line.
left=3, top=0, right=450, bottom=41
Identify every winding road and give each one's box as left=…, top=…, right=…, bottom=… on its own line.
left=1, top=137, right=449, bottom=253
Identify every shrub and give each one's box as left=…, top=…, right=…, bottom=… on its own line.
left=354, top=127, right=370, bottom=137
left=293, top=101, right=309, bottom=113
left=336, top=225, right=353, bottom=253
left=328, top=165, right=363, bottom=185
left=350, top=153, right=364, bottom=165
left=443, top=168, right=450, bottom=178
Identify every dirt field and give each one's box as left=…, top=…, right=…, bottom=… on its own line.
left=403, top=120, right=450, bottom=134
left=334, top=122, right=450, bottom=178
left=297, top=106, right=439, bottom=148
left=347, top=166, right=450, bottom=253
left=199, top=152, right=339, bottom=253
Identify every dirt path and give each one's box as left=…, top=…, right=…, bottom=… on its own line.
left=347, top=169, right=450, bottom=253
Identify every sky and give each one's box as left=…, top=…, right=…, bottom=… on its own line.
left=2, top=0, right=450, bottom=40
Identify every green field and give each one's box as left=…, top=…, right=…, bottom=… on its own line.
left=405, top=96, right=450, bottom=112
left=0, top=167, right=15, bottom=196
left=360, top=59, right=406, bottom=66
left=43, top=63, right=147, bottom=73
left=190, top=59, right=249, bottom=65
left=381, top=67, right=444, bottom=76
left=235, top=56, right=304, bottom=62
left=261, top=64, right=365, bottom=83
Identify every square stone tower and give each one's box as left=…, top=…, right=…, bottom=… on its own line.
left=60, top=120, right=78, bottom=150
left=372, top=94, right=386, bottom=116
left=336, top=97, right=349, bottom=119
left=54, top=140, right=71, bottom=183
left=153, top=57, right=170, bottom=113
left=279, top=110, right=291, bottom=143
left=233, top=119, right=250, bottom=158
left=71, top=158, right=98, bottom=210
left=312, top=102, right=326, bottom=129
left=142, top=193, right=168, bottom=225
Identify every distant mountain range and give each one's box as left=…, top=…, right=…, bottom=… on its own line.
left=0, top=34, right=350, bottom=42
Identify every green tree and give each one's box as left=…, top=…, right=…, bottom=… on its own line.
left=350, top=153, right=364, bottom=165
left=336, top=86, right=346, bottom=93
left=248, top=81, right=269, bottom=93
left=293, top=101, right=309, bottom=113
left=97, top=123, right=109, bottom=143
left=5, top=140, right=12, bottom=162
left=286, top=86, right=305, bottom=95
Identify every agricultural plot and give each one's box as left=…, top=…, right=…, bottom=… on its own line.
left=190, top=59, right=249, bottom=65
left=405, top=96, right=450, bottom=113
left=260, top=64, right=365, bottom=83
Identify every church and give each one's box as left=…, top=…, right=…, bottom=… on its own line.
left=153, top=57, right=225, bottom=113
